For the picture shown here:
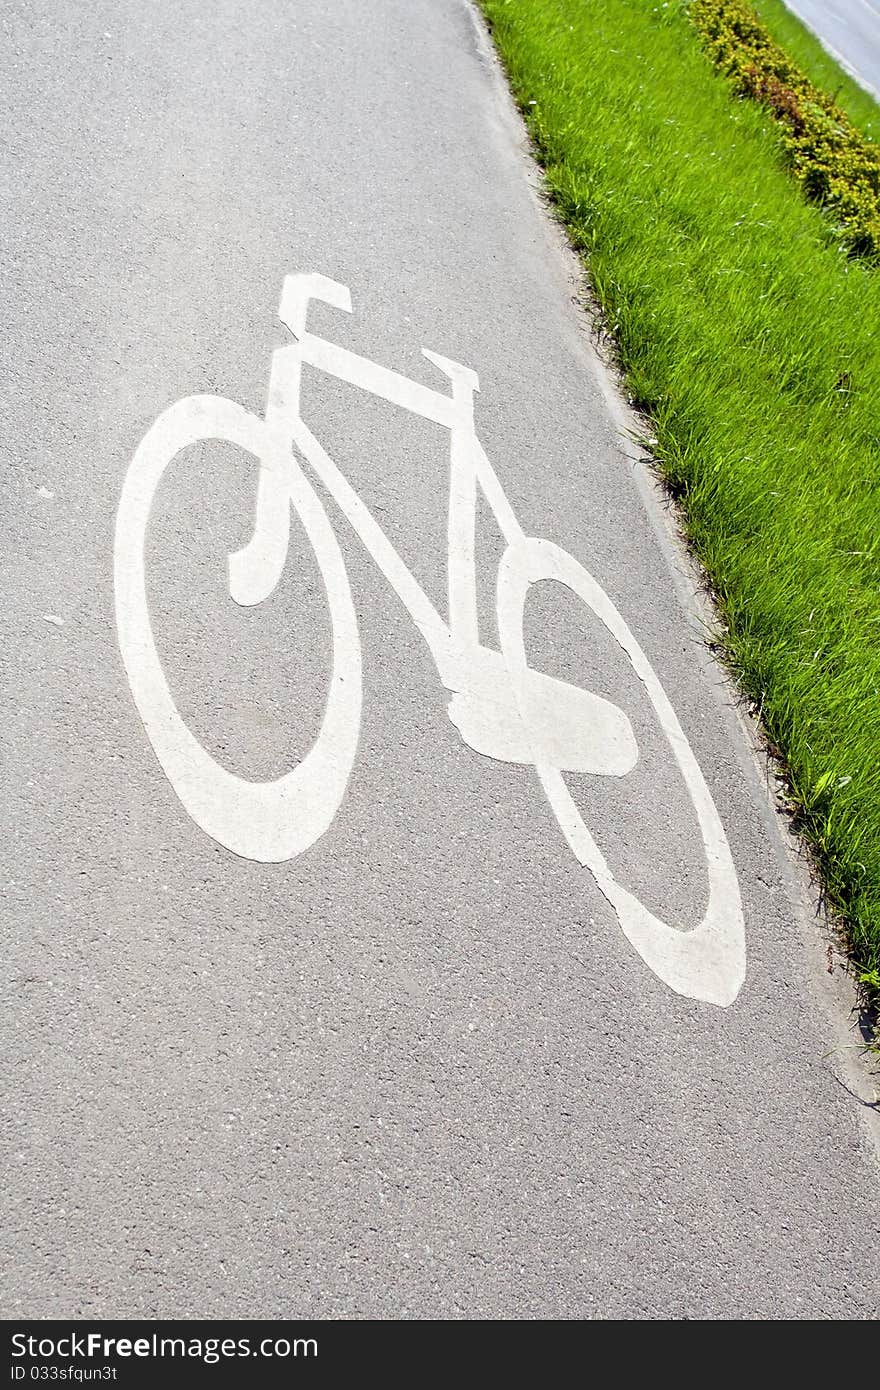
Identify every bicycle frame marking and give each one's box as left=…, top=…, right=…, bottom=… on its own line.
left=114, top=272, right=746, bottom=1006
left=237, top=275, right=634, bottom=775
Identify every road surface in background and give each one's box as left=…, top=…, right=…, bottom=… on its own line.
left=783, top=0, right=880, bottom=99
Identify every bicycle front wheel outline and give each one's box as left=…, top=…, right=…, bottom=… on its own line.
left=496, top=535, right=745, bottom=1007
left=114, top=393, right=362, bottom=863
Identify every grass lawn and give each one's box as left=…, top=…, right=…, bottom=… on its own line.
left=478, top=0, right=880, bottom=989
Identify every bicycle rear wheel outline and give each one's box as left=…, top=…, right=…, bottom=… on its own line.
left=497, top=536, right=745, bottom=1007
left=114, top=393, right=362, bottom=863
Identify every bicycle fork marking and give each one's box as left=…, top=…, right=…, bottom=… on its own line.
left=114, top=272, right=746, bottom=1007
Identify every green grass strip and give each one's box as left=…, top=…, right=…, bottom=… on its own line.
left=478, top=0, right=880, bottom=986
left=691, top=0, right=880, bottom=258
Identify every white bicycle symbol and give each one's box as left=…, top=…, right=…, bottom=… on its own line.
left=114, top=272, right=745, bottom=1006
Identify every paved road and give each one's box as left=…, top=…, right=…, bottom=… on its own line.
left=783, top=0, right=880, bottom=100
left=2, top=0, right=879, bottom=1319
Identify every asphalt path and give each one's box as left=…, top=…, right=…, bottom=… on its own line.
left=2, top=0, right=879, bottom=1319
left=783, top=0, right=880, bottom=99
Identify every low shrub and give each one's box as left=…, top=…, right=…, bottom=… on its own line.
left=690, top=0, right=880, bottom=257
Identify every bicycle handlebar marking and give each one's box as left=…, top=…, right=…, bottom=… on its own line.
left=114, top=273, right=746, bottom=1006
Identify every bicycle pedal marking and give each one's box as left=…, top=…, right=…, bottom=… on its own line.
left=443, top=645, right=637, bottom=774
left=114, top=272, right=746, bottom=1008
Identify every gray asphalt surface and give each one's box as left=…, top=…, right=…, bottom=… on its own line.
left=783, top=0, right=880, bottom=99
left=2, top=0, right=879, bottom=1320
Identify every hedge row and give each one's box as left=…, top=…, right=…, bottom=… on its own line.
left=690, top=0, right=880, bottom=258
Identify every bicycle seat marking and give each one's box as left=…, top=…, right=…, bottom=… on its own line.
left=114, top=272, right=746, bottom=1007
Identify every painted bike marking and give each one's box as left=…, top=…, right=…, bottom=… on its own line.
left=114, top=272, right=746, bottom=1006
